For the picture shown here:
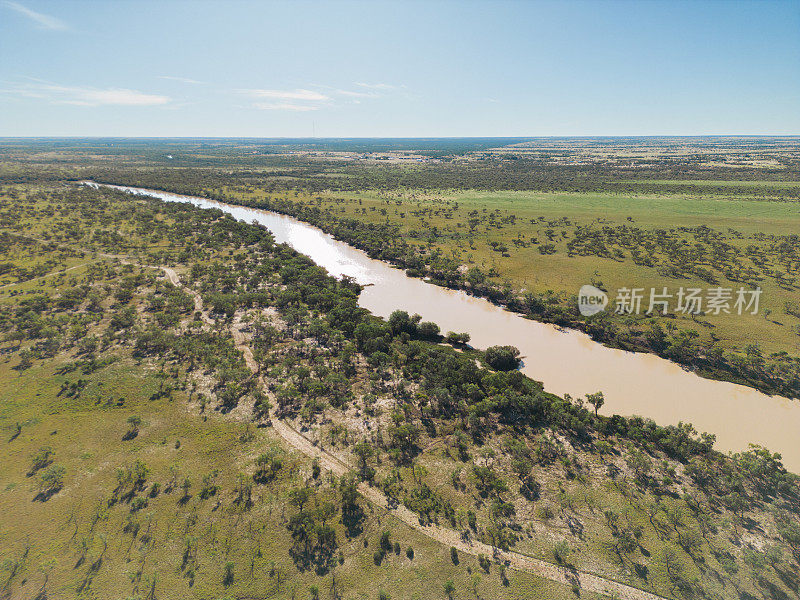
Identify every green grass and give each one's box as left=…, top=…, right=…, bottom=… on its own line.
left=2, top=169, right=798, bottom=600
left=297, top=186, right=800, bottom=358
left=0, top=355, right=582, bottom=600
left=621, top=179, right=800, bottom=188
left=0, top=183, right=588, bottom=600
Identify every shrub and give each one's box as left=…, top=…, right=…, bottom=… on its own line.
left=223, top=561, right=234, bottom=586
left=484, top=345, right=521, bottom=371
left=380, top=530, right=392, bottom=550
left=553, top=540, right=571, bottom=563
left=29, top=446, right=54, bottom=475
left=478, top=553, right=491, bottom=573
left=444, top=580, right=455, bottom=598
left=38, top=464, right=65, bottom=495
left=416, top=321, right=441, bottom=340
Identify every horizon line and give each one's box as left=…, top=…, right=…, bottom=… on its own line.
left=1, top=134, right=799, bottom=140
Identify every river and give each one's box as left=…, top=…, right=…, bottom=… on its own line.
left=85, top=182, right=800, bottom=471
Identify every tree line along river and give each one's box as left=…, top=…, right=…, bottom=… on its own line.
left=84, top=182, right=800, bottom=472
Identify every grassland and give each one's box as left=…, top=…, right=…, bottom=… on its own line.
left=0, top=183, right=587, bottom=600
left=312, top=186, right=800, bottom=356
left=27, top=135, right=795, bottom=396
left=1, top=180, right=798, bottom=600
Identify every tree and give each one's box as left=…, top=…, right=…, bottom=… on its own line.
left=723, top=491, right=748, bottom=521
left=29, top=446, right=54, bottom=475
left=254, top=449, right=283, bottom=483
left=289, top=487, right=311, bottom=511
left=446, top=331, right=470, bottom=345
left=340, top=476, right=359, bottom=513
left=661, top=546, right=686, bottom=583
left=387, top=421, right=420, bottom=463
left=586, top=391, right=605, bottom=416
left=199, top=470, right=219, bottom=499
left=38, top=464, right=65, bottom=497
left=484, top=345, right=520, bottom=371
left=17, top=349, right=33, bottom=371
left=353, top=440, right=376, bottom=480
left=235, top=474, right=253, bottom=508
left=416, top=321, right=441, bottom=340
left=444, top=580, right=455, bottom=599
left=125, top=415, right=142, bottom=439
left=181, top=477, right=191, bottom=500
left=625, top=448, right=652, bottom=484
left=389, top=310, right=415, bottom=335
left=471, top=573, right=482, bottom=598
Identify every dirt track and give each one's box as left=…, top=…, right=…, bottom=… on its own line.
left=167, top=266, right=669, bottom=600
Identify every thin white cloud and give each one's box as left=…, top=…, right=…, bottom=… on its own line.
left=2, top=81, right=170, bottom=106
left=252, top=102, right=319, bottom=112
left=238, top=88, right=330, bottom=111
left=2, top=1, right=68, bottom=30
left=158, top=76, right=205, bottom=85
left=335, top=89, right=379, bottom=98
left=237, top=84, right=403, bottom=110
left=241, top=88, right=330, bottom=101
left=355, top=82, right=403, bottom=91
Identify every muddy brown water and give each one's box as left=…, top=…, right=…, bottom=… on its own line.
left=86, top=182, right=800, bottom=471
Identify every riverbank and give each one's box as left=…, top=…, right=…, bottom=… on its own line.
left=82, top=177, right=800, bottom=400
left=81, top=181, right=800, bottom=469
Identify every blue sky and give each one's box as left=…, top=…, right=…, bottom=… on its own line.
left=1, top=0, right=798, bottom=137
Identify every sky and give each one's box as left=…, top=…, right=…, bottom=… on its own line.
left=1, top=0, right=799, bottom=137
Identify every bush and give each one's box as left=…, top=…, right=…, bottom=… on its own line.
left=380, top=530, right=392, bottom=551
left=444, top=580, right=455, bottom=598
left=406, top=547, right=414, bottom=560
left=223, top=561, right=234, bottom=586
left=450, top=546, right=459, bottom=564
left=416, top=321, right=441, bottom=340
left=38, top=464, right=65, bottom=495
left=29, top=446, right=54, bottom=474
left=478, top=553, right=491, bottom=573
left=484, top=345, right=521, bottom=371
left=553, top=540, right=571, bottom=563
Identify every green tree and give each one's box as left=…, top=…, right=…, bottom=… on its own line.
left=586, top=391, right=605, bottom=416
left=484, top=345, right=520, bottom=371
